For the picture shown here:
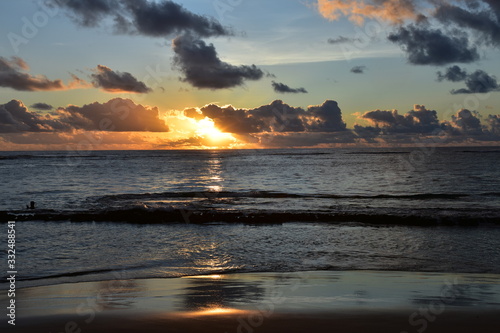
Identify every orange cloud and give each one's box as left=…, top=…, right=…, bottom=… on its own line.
left=317, top=0, right=419, bottom=25
left=0, top=57, right=89, bottom=92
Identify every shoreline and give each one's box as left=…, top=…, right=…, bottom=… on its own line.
left=5, top=267, right=500, bottom=289
left=2, top=271, right=499, bottom=332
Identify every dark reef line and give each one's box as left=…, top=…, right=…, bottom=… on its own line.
left=2, top=209, right=499, bottom=226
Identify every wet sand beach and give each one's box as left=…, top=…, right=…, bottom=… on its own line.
left=2, top=271, right=499, bottom=332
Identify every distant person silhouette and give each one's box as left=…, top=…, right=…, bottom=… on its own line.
left=27, top=201, right=35, bottom=210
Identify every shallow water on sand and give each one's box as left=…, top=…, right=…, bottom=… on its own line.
left=4, top=221, right=500, bottom=288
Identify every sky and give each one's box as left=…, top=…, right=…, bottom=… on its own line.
left=0, top=0, right=499, bottom=150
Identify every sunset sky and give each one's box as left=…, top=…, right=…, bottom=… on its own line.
left=1, top=0, right=499, bottom=150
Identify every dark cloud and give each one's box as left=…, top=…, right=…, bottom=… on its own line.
left=185, top=99, right=347, bottom=134
left=435, top=2, right=500, bottom=46
left=0, top=98, right=168, bottom=133
left=447, top=109, right=484, bottom=135
left=360, top=105, right=440, bottom=134
left=436, top=66, right=500, bottom=94
left=49, top=0, right=115, bottom=27
left=387, top=25, right=480, bottom=65
left=352, top=124, right=382, bottom=143
left=199, top=104, right=264, bottom=133
left=0, top=100, right=57, bottom=133
left=307, top=100, right=347, bottom=132
left=272, top=81, right=308, bottom=94
left=487, top=114, right=500, bottom=136
left=172, top=34, right=264, bottom=89
left=354, top=103, right=500, bottom=143
left=437, top=65, right=468, bottom=82
left=123, top=0, right=230, bottom=37
left=91, top=65, right=152, bottom=93
left=248, top=100, right=308, bottom=132
left=30, top=103, right=54, bottom=111
left=450, top=70, right=500, bottom=94
left=350, top=66, right=366, bottom=74
left=50, top=1, right=261, bottom=91
left=483, top=0, right=500, bottom=14
left=327, top=36, right=361, bottom=44
left=0, top=56, right=66, bottom=91
left=50, top=0, right=231, bottom=37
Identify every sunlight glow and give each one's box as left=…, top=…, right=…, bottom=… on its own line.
left=195, top=118, right=236, bottom=147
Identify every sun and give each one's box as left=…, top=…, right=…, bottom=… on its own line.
left=195, top=118, right=236, bottom=147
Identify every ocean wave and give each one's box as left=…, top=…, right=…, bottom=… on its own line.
left=0, top=154, right=100, bottom=160
left=2, top=207, right=499, bottom=225
left=4, top=267, right=118, bottom=282
left=345, top=151, right=411, bottom=155
left=459, top=150, right=500, bottom=153
left=93, top=190, right=474, bottom=202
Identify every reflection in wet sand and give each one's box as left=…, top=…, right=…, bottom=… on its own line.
left=8, top=271, right=500, bottom=320
left=181, top=274, right=265, bottom=311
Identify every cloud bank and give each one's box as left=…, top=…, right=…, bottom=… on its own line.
left=184, top=100, right=347, bottom=134
left=1, top=98, right=499, bottom=148
left=0, top=98, right=168, bottom=133
left=355, top=104, right=500, bottom=142
left=359, top=105, right=440, bottom=134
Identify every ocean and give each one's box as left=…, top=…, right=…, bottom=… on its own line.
left=1, top=147, right=500, bottom=288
